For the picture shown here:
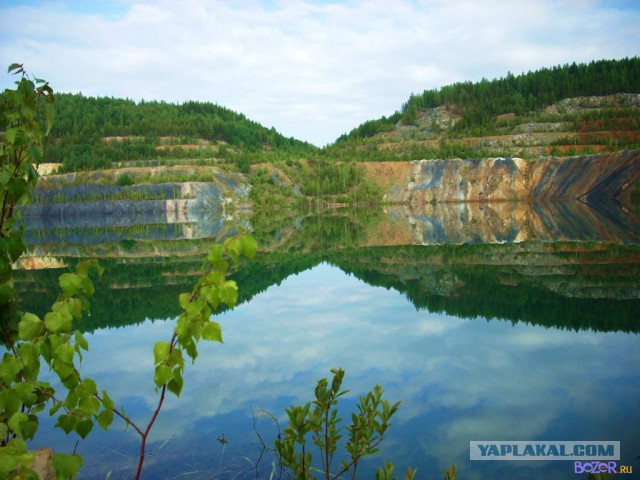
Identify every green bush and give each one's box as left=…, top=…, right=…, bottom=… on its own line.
left=276, top=368, right=416, bottom=480
left=116, top=173, right=134, bottom=186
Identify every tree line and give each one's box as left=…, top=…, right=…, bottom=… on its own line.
left=330, top=245, right=640, bottom=334
left=336, top=57, right=640, bottom=142
left=15, top=243, right=640, bottom=334
left=43, top=94, right=316, bottom=171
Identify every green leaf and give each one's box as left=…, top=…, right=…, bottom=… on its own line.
left=0, top=354, right=23, bottom=383
left=5, top=232, right=27, bottom=262
left=76, top=378, right=97, bottom=397
left=4, top=127, right=17, bottom=145
left=97, top=408, right=114, bottom=431
left=29, top=402, right=46, bottom=416
left=28, top=144, right=43, bottom=165
left=19, top=312, right=43, bottom=340
left=75, top=419, right=94, bottom=439
left=67, top=297, right=83, bottom=321
left=8, top=63, right=23, bottom=73
left=154, top=365, right=172, bottom=387
left=44, top=310, right=72, bottom=333
left=0, top=438, right=34, bottom=474
left=206, top=245, right=225, bottom=265
left=225, top=241, right=241, bottom=265
left=49, top=400, right=63, bottom=416
left=205, top=287, right=220, bottom=310
left=178, top=292, right=191, bottom=310
left=0, top=283, right=17, bottom=306
left=54, top=343, right=75, bottom=365
left=75, top=331, right=89, bottom=351
left=7, top=128, right=30, bottom=147
left=167, top=369, right=184, bottom=397
left=238, top=235, right=258, bottom=259
left=219, top=280, right=238, bottom=307
left=8, top=412, right=29, bottom=436
left=8, top=177, right=29, bottom=202
left=224, top=235, right=257, bottom=264
left=101, top=390, right=114, bottom=410
left=16, top=343, right=39, bottom=382
left=55, top=414, right=77, bottom=434
left=202, top=321, right=223, bottom=343
left=79, top=396, right=100, bottom=416
left=203, top=270, right=225, bottom=286
left=52, top=453, right=83, bottom=479
left=38, top=338, right=53, bottom=366
left=183, top=338, right=198, bottom=361
left=168, top=348, right=184, bottom=369
left=64, top=391, right=79, bottom=410
left=59, top=273, right=84, bottom=298
left=13, top=382, right=37, bottom=406
left=23, top=415, right=39, bottom=440
left=56, top=363, right=79, bottom=390
left=153, top=341, right=171, bottom=365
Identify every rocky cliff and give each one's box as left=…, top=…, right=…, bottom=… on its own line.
left=23, top=176, right=251, bottom=236
left=367, top=150, right=640, bottom=205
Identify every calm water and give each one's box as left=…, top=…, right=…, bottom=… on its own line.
left=16, top=204, right=640, bottom=479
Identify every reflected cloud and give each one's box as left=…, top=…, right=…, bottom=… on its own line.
left=33, top=263, right=640, bottom=479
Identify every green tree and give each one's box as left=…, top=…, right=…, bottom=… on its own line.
left=1, top=65, right=257, bottom=479
left=1, top=63, right=54, bottom=335
left=276, top=368, right=416, bottom=480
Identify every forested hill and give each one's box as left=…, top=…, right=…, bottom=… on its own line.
left=44, top=94, right=316, bottom=171
left=331, top=57, right=640, bottom=159
left=337, top=57, right=640, bottom=141
left=39, top=57, right=640, bottom=173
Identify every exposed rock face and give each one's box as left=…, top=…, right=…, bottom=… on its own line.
left=529, top=151, right=640, bottom=203
left=373, top=150, right=640, bottom=205
left=23, top=179, right=250, bottom=232
left=362, top=151, right=640, bottom=245
left=542, top=93, right=640, bottom=115
left=407, top=157, right=528, bottom=204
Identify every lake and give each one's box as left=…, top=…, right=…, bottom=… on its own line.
left=15, top=200, right=640, bottom=479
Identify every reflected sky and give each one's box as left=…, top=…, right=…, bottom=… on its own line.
left=31, top=263, right=640, bottom=480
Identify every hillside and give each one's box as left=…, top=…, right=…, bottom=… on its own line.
left=26, top=57, right=640, bottom=207
left=43, top=93, right=317, bottom=172
left=327, top=58, right=640, bottom=162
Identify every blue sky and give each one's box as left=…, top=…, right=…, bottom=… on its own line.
left=1, top=0, right=639, bottom=146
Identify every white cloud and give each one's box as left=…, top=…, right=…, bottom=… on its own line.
left=1, top=0, right=639, bottom=145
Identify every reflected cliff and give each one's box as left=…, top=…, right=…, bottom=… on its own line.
left=371, top=198, right=640, bottom=246
left=15, top=199, right=640, bottom=334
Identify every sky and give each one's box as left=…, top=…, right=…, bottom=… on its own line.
left=1, top=0, right=639, bottom=146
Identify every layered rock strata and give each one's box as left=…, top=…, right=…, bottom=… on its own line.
left=371, top=150, right=640, bottom=205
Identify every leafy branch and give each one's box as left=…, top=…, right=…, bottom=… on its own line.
left=275, top=368, right=415, bottom=480
left=120, top=233, right=257, bottom=480
left=1, top=64, right=258, bottom=479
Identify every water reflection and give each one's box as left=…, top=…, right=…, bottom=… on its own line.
left=17, top=201, right=640, bottom=334
left=374, top=199, right=640, bottom=246
left=16, top=198, right=640, bottom=479
left=29, top=263, right=640, bottom=479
